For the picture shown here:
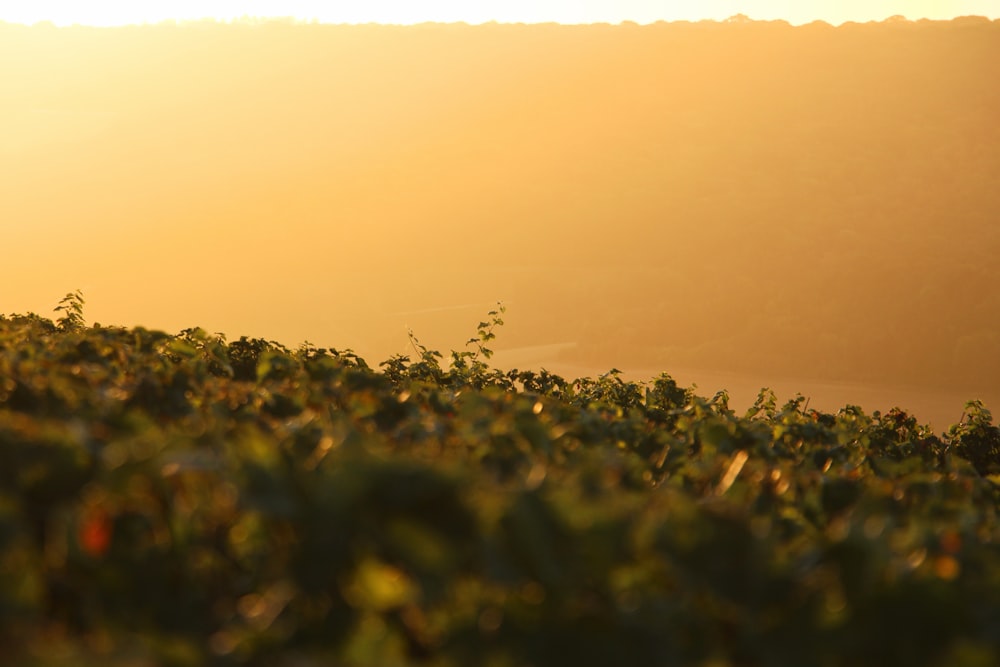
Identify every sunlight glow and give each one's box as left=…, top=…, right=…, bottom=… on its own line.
left=2, top=0, right=997, bottom=27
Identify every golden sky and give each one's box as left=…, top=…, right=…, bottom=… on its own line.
left=2, top=0, right=997, bottom=26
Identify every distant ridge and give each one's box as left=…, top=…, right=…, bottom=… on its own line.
left=1, top=14, right=998, bottom=29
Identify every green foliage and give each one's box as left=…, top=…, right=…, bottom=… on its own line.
left=946, top=401, right=1000, bottom=475
left=0, top=301, right=998, bottom=666
left=380, top=302, right=511, bottom=390
left=53, top=290, right=85, bottom=331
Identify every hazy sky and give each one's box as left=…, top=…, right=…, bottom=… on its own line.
left=5, top=15, right=998, bottom=425
left=3, top=0, right=997, bottom=26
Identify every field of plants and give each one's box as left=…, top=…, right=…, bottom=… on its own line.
left=1, top=295, right=999, bottom=666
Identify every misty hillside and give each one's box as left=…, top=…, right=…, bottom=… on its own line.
left=2, top=17, right=998, bottom=417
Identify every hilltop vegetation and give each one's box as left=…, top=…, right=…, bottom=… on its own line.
left=1, top=297, right=999, bottom=666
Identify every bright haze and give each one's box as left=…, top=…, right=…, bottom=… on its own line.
left=4, top=0, right=1000, bottom=25
left=2, top=3, right=999, bottom=428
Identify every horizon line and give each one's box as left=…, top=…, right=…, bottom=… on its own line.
left=3, top=14, right=998, bottom=29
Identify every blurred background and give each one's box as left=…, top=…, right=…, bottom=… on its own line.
left=3, top=18, right=998, bottom=427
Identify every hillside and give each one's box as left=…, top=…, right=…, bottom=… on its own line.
left=3, top=17, right=999, bottom=423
